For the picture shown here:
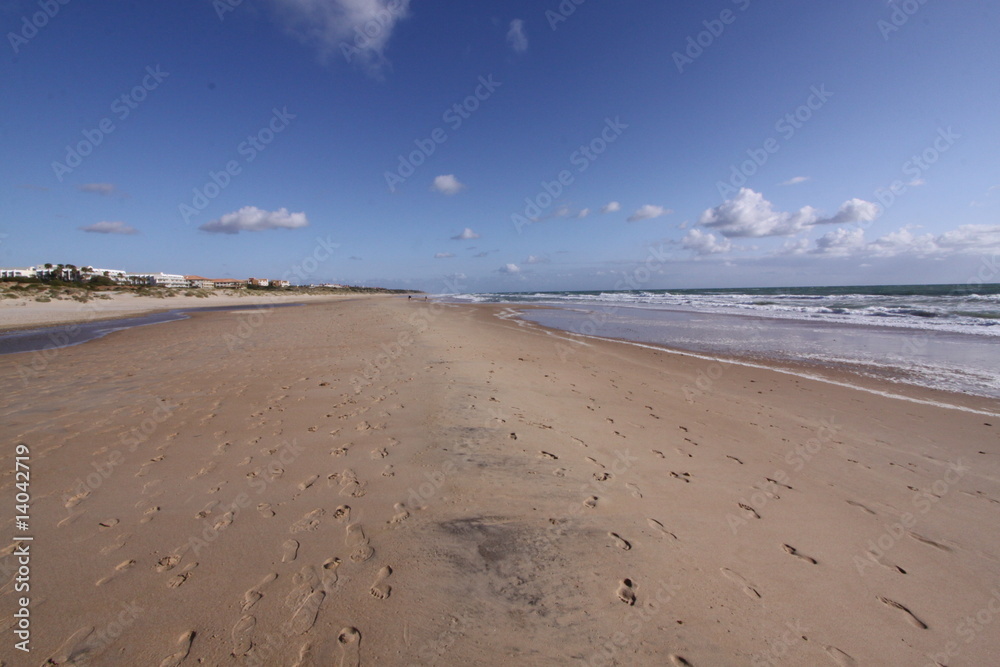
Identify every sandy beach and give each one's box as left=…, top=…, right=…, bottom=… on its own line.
left=0, top=290, right=355, bottom=333
left=1, top=296, right=998, bottom=665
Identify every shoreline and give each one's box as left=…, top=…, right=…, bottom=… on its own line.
left=1, top=296, right=998, bottom=664
left=492, top=303, right=1000, bottom=417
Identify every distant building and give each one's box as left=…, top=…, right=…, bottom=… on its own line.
left=184, top=275, right=215, bottom=289
left=126, top=272, right=188, bottom=288
left=0, top=267, right=36, bottom=279
left=248, top=277, right=270, bottom=287
left=212, top=279, right=248, bottom=289
left=271, top=280, right=291, bottom=288
left=80, top=267, right=127, bottom=282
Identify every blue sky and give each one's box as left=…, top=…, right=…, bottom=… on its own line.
left=1, top=0, right=998, bottom=292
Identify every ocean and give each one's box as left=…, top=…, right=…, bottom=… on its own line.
left=446, top=284, right=1000, bottom=399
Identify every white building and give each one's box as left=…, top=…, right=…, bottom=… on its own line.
left=80, top=267, right=127, bottom=282
left=0, top=267, right=36, bottom=279
left=125, top=272, right=189, bottom=288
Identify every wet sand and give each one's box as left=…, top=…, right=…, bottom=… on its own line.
left=1, top=297, right=998, bottom=665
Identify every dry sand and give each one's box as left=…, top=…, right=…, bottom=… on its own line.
left=1, top=297, right=998, bottom=665
left=0, top=290, right=351, bottom=332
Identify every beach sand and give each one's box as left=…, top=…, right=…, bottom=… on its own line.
left=0, top=290, right=352, bottom=332
left=1, top=297, right=998, bottom=665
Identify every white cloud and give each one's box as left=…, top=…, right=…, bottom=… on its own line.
left=499, top=263, right=520, bottom=274
left=432, top=174, right=465, bottom=196
left=812, top=228, right=866, bottom=256
left=267, top=0, right=411, bottom=73
left=199, top=206, right=309, bottom=234
left=698, top=188, right=878, bottom=238
left=507, top=19, right=528, bottom=53
left=577, top=208, right=590, bottom=219
left=627, top=204, right=671, bottom=223
left=823, top=198, right=880, bottom=226
left=807, top=224, right=1000, bottom=259
left=524, top=255, right=549, bottom=264
left=682, top=229, right=731, bottom=255
left=780, top=176, right=810, bottom=186
left=434, top=252, right=455, bottom=259
left=601, top=201, right=621, bottom=214
left=451, top=227, right=480, bottom=240
left=80, top=221, right=137, bottom=235
left=77, top=183, right=119, bottom=196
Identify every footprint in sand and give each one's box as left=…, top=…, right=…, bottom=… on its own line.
left=101, top=535, right=129, bottom=555
left=189, top=462, right=216, bottom=479
left=370, top=565, right=393, bottom=599
left=823, top=645, right=858, bottom=666
left=845, top=499, right=876, bottom=515
left=593, top=472, right=611, bottom=482
left=669, top=472, right=690, bottom=484
left=668, top=655, right=692, bottom=666
left=298, top=475, right=319, bottom=491
left=720, top=567, right=761, bottom=599
left=291, top=509, right=325, bottom=533
left=96, top=559, right=136, bottom=586
left=539, top=451, right=558, bottom=460
left=195, top=501, right=220, bottom=519
left=159, top=630, right=195, bottom=667
left=283, top=539, right=300, bottom=563
left=388, top=503, right=410, bottom=526
left=140, top=505, right=161, bottom=524
left=382, top=465, right=395, bottom=477
left=168, top=563, right=198, bottom=589
left=625, top=482, right=643, bottom=498
left=738, top=503, right=761, bottom=519
left=616, top=578, right=636, bottom=605
left=231, top=615, right=256, bottom=657
left=258, top=503, right=275, bottom=518
left=371, top=448, right=388, bottom=459
left=98, top=518, right=120, bottom=530
left=156, top=554, right=181, bottom=572
left=45, top=627, right=99, bottom=665
left=293, top=642, right=315, bottom=667
left=289, top=590, right=326, bottom=635
left=333, top=505, right=351, bottom=522
left=599, top=529, right=631, bottom=550
left=782, top=544, right=818, bottom=564
left=322, top=558, right=341, bottom=593
left=213, top=511, right=235, bottom=531
left=346, top=523, right=374, bottom=563
left=583, top=496, right=599, bottom=509
left=876, top=596, right=927, bottom=629
left=241, top=573, right=277, bottom=613
left=646, top=518, right=678, bottom=540
left=907, top=532, right=952, bottom=552
left=338, top=627, right=361, bottom=667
